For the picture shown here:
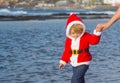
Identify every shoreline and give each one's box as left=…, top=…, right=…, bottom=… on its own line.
left=0, top=13, right=113, bottom=21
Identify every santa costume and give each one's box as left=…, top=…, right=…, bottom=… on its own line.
left=59, top=13, right=102, bottom=83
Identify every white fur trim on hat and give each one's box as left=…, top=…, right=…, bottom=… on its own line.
left=66, top=21, right=86, bottom=39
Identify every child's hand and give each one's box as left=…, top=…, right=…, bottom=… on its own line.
left=96, top=23, right=104, bottom=32
left=59, top=63, right=65, bottom=70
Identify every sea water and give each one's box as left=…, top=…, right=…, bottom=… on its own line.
left=0, top=8, right=115, bottom=16
left=0, top=19, right=120, bottom=83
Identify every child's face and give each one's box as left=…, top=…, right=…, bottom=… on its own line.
left=70, top=29, right=81, bottom=39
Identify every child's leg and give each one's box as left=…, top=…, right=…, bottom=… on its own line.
left=71, top=65, right=89, bottom=83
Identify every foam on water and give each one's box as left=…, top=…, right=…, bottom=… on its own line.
left=0, top=8, right=115, bottom=16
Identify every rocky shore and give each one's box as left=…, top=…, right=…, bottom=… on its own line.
left=0, top=13, right=113, bottom=21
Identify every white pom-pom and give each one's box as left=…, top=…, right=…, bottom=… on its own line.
left=70, top=12, right=74, bottom=15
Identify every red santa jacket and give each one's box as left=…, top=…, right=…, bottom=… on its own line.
left=60, top=32, right=101, bottom=65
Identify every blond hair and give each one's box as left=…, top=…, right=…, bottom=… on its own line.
left=69, top=24, right=84, bottom=35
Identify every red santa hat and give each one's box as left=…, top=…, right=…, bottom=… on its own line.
left=66, top=13, right=85, bottom=38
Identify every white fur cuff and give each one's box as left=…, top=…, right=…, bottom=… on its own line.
left=60, top=60, right=67, bottom=65
left=93, top=29, right=102, bottom=36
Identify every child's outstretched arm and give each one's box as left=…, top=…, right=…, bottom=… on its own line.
left=87, top=27, right=102, bottom=45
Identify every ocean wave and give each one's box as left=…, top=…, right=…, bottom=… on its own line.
left=0, top=8, right=28, bottom=16
left=0, top=8, right=115, bottom=16
left=0, top=8, right=115, bottom=21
